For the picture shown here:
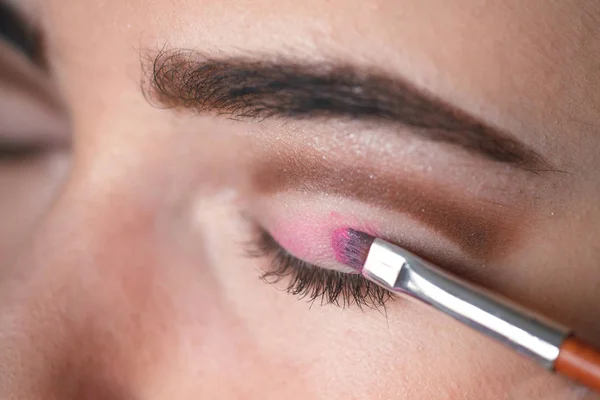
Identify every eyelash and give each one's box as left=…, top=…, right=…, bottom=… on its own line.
left=247, top=228, right=392, bottom=309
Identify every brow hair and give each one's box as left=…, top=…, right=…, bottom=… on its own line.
left=142, top=48, right=548, bottom=169
left=0, top=1, right=44, bottom=66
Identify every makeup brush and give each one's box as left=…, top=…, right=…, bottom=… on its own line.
left=334, top=228, right=600, bottom=392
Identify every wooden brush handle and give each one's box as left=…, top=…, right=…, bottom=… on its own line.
left=555, top=336, right=600, bottom=391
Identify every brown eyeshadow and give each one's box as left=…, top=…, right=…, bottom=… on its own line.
left=252, top=155, right=526, bottom=261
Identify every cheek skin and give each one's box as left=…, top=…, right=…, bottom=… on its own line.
left=269, top=211, right=379, bottom=268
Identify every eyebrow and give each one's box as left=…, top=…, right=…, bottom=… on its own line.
left=0, top=1, right=44, bottom=66
left=145, top=49, right=548, bottom=169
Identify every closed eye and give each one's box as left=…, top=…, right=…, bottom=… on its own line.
left=246, top=226, right=391, bottom=309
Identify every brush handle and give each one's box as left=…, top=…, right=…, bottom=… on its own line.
left=363, top=239, right=600, bottom=392
left=363, top=239, right=570, bottom=369
left=555, top=336, right=600, bottom=391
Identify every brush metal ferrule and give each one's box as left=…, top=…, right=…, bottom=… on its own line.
left=362, top=239, right=571, bottom=370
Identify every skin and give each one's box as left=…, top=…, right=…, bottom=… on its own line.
left=1, top=0, right=600, bottom=398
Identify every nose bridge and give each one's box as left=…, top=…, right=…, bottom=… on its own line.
left=0, top=150, right=184, bottom=398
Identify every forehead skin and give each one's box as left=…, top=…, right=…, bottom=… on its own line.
left=41, top=0, right=600, bottom=166
left=3, top=0, right=600, bottom=399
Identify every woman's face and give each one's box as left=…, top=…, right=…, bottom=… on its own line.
left=1, top=0, right=600, bottom=398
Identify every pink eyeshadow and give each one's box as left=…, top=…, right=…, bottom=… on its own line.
left=268, top=212, right=379, bottom=263
left=270, top=222, right=315, bottom=260
left=332, top=227, right=352, bottom=265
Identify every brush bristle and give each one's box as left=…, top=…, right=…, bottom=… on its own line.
left=332, top=228, right=375, bottom=272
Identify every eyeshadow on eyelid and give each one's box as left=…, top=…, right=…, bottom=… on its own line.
left=270, top=223, right=314, bottom=260
left=252, top=156, right=528, bottom=260
left=265, top=212, right=380, bottom=267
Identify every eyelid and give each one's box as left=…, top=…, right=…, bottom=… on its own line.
left=251, top=192, right=483, bottom=275
left=251, top=146, right=527, bottom=261
left=248, top=225, right=392, bottom=309
left=0, top=93, right=68, bottom=143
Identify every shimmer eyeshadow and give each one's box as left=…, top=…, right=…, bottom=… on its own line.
left=253, top=155, right=525, bottom=260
